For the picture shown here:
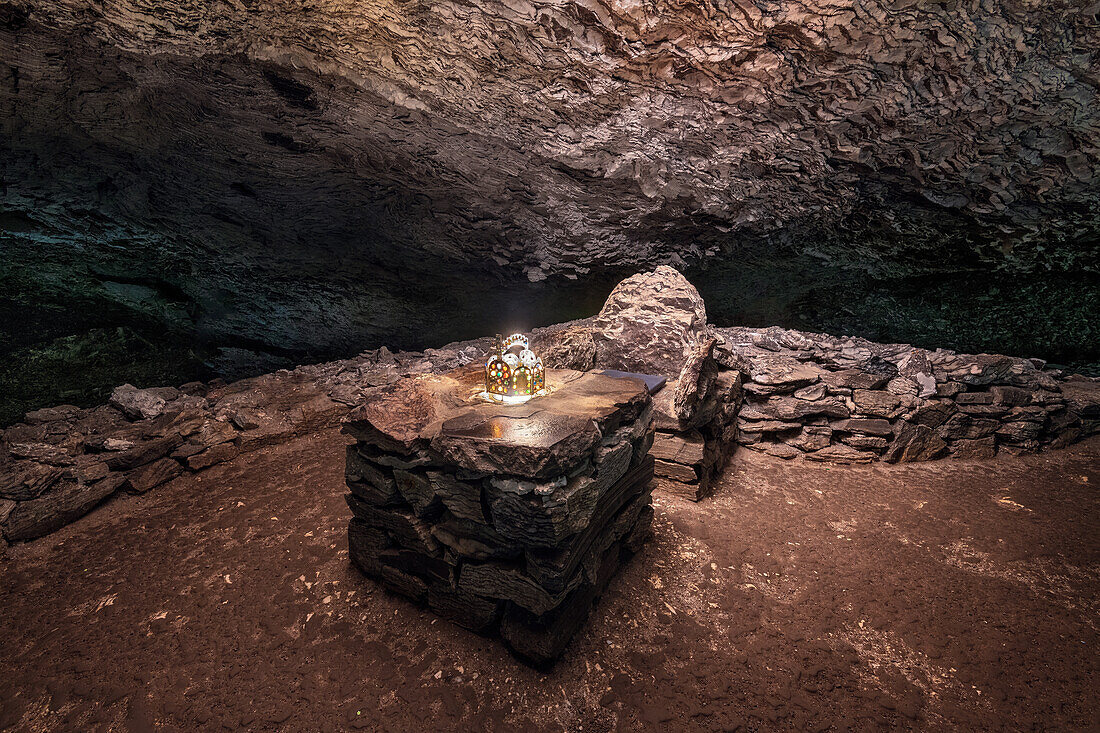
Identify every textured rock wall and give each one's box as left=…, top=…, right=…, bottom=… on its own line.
left=2, top=0, right=1098, bottom=412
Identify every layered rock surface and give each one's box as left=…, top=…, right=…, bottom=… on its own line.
left=342, top=366, right=655, bottom=665
left=724, top=325, right=1100, bottom=463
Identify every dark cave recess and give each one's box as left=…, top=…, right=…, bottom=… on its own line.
left=1, top=256, right=1097, bottom=427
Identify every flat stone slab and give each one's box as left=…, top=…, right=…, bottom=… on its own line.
left=345, top=367, right=650, bottom=479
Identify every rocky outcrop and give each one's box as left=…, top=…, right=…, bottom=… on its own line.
left=3, top=0, right=1098, bottom=418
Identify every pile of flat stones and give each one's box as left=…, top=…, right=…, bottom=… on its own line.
left=0, top=341, right=493, bottom=548
left=0, top=373, right=348, bottom=547
left=721, top=326, right=1100, bottom=463
left=648, top=339, right=744, bottom=500
left=342, top=366, right=655, bottom=666
left=535, top=267, right=747, bottom=500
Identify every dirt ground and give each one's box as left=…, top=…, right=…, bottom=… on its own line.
left=1, top=430, right=1097, bottom=732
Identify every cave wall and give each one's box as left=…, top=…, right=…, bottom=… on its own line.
left=1, top=0, right=1098, bottom=419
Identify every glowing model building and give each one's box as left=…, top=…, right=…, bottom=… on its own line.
left=485, top=333, right=545, bottom=402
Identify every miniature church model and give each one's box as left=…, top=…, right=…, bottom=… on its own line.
left=485, top=333, right=545, bottom=402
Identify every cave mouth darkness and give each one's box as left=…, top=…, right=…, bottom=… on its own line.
left=2, top=0, right=1100, bottom=729
left=2, top=247, right=1098, bottom=426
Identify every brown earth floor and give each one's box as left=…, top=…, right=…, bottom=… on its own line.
left=1, top=431, right=1098, bottom=732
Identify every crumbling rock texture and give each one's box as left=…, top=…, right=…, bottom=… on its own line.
left=2, top=0, right=1099, bottom=420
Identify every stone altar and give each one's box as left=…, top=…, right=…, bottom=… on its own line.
left=341, top=366, right=655, bottom=666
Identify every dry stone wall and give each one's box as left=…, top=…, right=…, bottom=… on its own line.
left=0, top=343, right=491, bottom=549
left=722, top=326, right=1100, bottom=464
left=4, top=269, right=1099, bottom=546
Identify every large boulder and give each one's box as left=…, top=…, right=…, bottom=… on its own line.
left=593, top=267, right=711, bottom=376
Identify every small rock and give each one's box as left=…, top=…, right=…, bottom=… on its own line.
left=805, top=445, right=875, bottom=464
left=102, top=437, right=136, bottom=452
left=793, top=383, right=827, bottom=401
left=109, top=384, right=167, bottom=421
left=936, top=382, right=966, bottom=397
left=673, top=338, right=719, bottom=425
left=186, top=442, right=240, bottom=470
left=748, top=355, right=822, bottom=390
left=852, top=390, right=902, bottom=418
left=125, top=458, right=184, bottom=493
left=831, top=418, right=893, bottom=436
left=886, top=377, right=919, bottom=397
left=23, top=405, right=82, bottom=425
left=884, top=422, right=948, bottom=463
left=746, top=442, right=801, bottom=459
left=226, top=407, right=264, bottom=431
left=956, top=391, right=993, bottom=405
left=7, top=442, right=74, bottom=466
left=820, top=369, right=889, bottom=391
left=787, top=426, right=833, bottom=451
left=839, top=434, right=888, bottom=451
left=950, top=437, right=997, bottom=460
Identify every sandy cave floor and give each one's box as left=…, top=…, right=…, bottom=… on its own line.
left=1, top=431, right=1097, bottom=732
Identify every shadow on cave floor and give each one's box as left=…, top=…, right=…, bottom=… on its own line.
left=0, top=428, right=1097, bottom=730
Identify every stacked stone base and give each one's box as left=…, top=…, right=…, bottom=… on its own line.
left=342, top=368, right=655, bottom=666
left=650, top=371, right=743, bottom=500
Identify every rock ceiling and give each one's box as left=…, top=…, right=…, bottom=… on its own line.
left=1, top=0, right=1097, bottom=361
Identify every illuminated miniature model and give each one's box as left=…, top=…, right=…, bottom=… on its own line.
left=485, top=333, right=545, bottom=402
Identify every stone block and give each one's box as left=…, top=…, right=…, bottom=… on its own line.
left=104, top=434, right=184, bottom=471
left=788, top=426, right=832, bottom=452
left=805, top=445, right=876, bottom=464
left=342, top=366, right=654, bottom=666
left=186, top=442, right=239, bottom=470
left=831, top=418, right=893, bottom=436
left=125, top=458, right=183, bottom=493
left=950, top=437, right=997, bottom=460
left=839, top=434, right=888, bottom=451
left=394, top=469, right=444, bottom=519
left=427, top=583, right=502, bottom=634
left=650, top=431, right=706, bottom=466
left=956, top=392, right=993, bottom=405
left=3, top=474, right=122, bottom=542
left=821, top=370, right=889, bottom=391
left=654, top=459, right=698, bottom=483
left=884, top=423, right=948, bottom=463
left=937, top=414, right=999, bottom=440
left=851, top=390, right=902, bottom=418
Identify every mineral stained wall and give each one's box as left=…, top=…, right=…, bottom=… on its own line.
left=2, top=0, right=1098, bottom=417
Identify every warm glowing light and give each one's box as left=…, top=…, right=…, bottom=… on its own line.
left=485, top=333, right=545, bottom=402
